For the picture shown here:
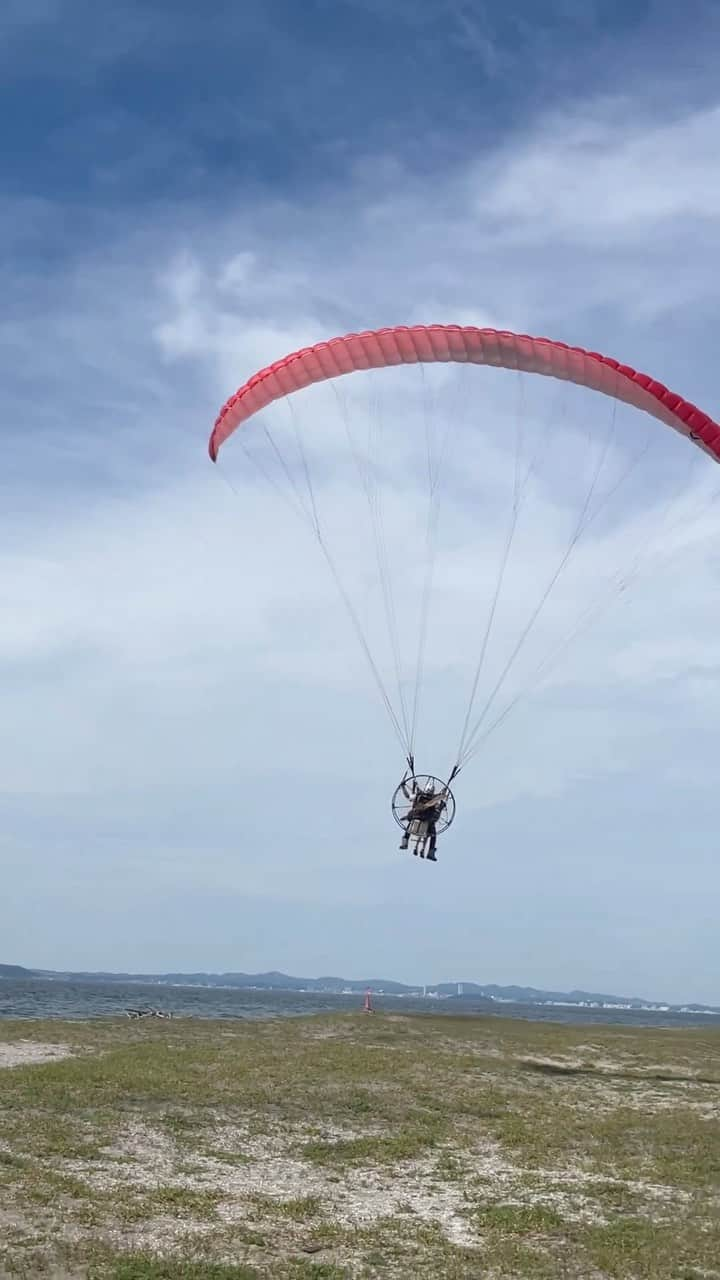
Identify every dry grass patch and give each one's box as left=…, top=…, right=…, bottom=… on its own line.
left=0, top=1011, right=717, bottom=1277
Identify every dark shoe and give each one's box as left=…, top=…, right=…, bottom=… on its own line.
left=427, top=851, right=437, bottom=861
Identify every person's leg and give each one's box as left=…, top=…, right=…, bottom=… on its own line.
left=426, top=822, right=437, bottom=861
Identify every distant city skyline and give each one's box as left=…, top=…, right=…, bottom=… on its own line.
left=3, top=962, right=718, bottom=1015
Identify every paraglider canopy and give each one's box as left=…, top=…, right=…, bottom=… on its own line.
left=209, top=325, right=720, bottom=464
left=209, top=322, right=720, bottom=821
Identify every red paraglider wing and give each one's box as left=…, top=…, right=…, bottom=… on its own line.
left=208, top=325, right=720, bottom=463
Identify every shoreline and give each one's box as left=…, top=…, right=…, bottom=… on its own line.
left=2, top=974, right=717, bottom=1030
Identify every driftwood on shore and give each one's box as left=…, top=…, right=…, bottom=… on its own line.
left=124, top=1008, right=172, bottom=1020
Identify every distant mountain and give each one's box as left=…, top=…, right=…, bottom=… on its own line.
left=1, top=962, right=717, bottom=1014
left=28, top=969, right=419, bottom=995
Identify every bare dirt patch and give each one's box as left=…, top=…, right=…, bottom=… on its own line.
left=0, top=1040, right=75, bottom=1069
left=0, top=1012, right=718, bottom=1277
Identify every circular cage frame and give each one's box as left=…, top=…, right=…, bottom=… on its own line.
left=391, top=774, right=456, bottom=834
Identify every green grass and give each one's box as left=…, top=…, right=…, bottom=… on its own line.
left=300, top=1124, right=443, bottom=1166
left=91, top=1260, right=261, bottom=1279
left=0, top=1011, right=718, bottom=1277
left=248, top=1193, right=324, bottom=1221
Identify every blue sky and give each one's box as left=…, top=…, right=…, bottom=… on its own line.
left=3, top=0, right=720, bottom=1004
left=0, top=2, right=657, bottom=200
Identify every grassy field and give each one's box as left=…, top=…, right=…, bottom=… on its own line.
left=0, top=1011, right=718, bottom=1278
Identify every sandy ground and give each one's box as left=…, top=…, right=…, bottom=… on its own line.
left=0, top=1040, right=75, bottom=1069
left=1, top=1018, right=717, bottom=1277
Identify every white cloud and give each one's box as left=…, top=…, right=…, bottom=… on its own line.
left=478, top=102, right=720, bottom=239
left=3, top=75, right=720, bottom=1001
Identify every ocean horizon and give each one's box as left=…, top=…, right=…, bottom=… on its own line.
left=1, top=974, right=717, bottom=1029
